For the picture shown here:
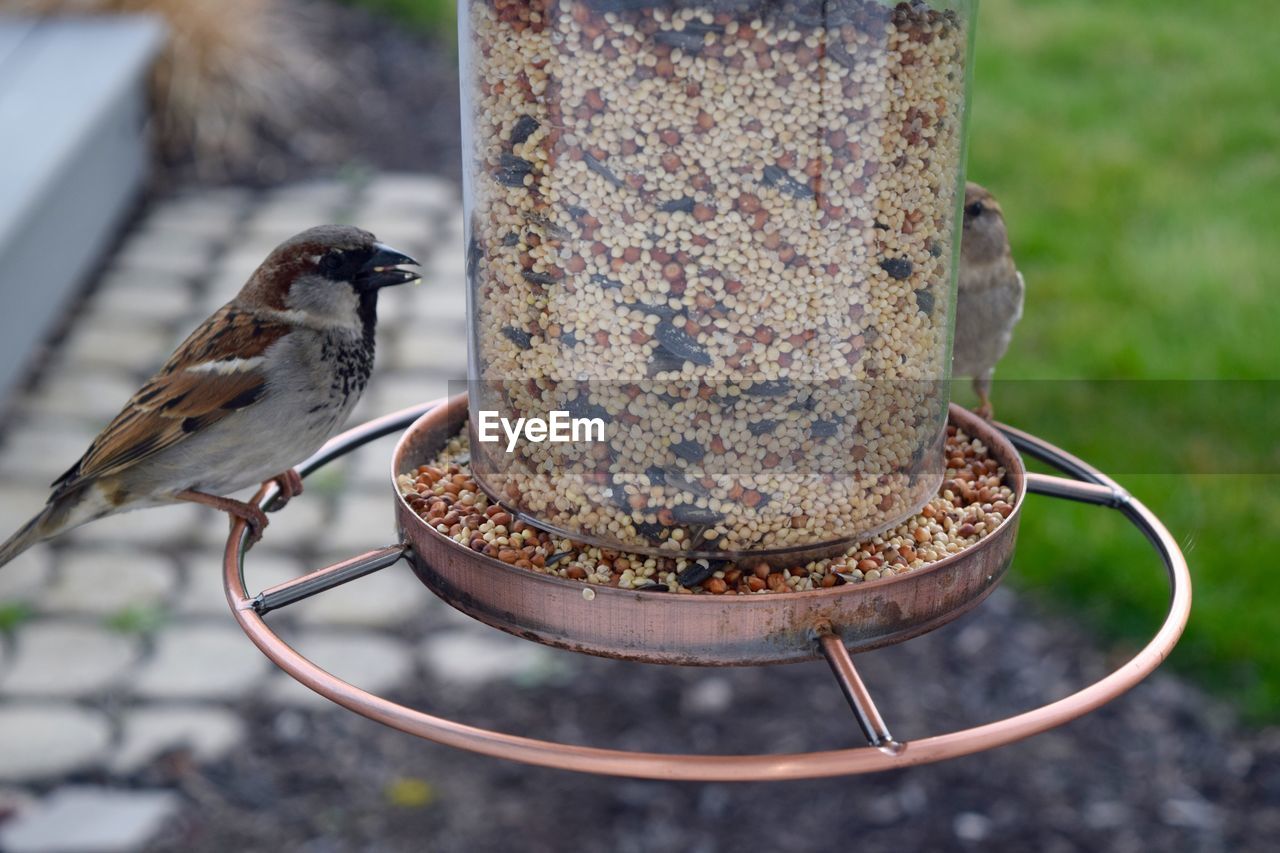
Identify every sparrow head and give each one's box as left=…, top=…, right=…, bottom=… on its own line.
left=239, top=225, right=420, bottom=329
left=960, top=182, right=1011, bottom=267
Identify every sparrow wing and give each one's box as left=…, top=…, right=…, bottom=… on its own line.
left=52, top=305, right=290, bottom=492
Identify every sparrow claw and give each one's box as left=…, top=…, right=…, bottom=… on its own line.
left=973, top=390, right=994, bottom=421
left=241, top=504, right=270, bottom=548
left=265, top=469, right=304, bottom=512
left=174, top=490, right=270, bottom=547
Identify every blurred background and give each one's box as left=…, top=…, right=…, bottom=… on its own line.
left=0, top=0, right=1275, bottom=850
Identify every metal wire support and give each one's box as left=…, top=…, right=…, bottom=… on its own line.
left=223, top=399, right=1191, bottom=781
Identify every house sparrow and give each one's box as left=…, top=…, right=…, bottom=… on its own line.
left=953, top=182, right=1024, bottom=419
left=0, top=225, right=419, bottom=568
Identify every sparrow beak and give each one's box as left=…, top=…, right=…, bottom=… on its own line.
left=357, top=243, right=421, bottom=291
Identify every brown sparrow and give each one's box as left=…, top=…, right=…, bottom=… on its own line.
left=953, top=182, right=1024, bottom=419
left=0, top=225, right=419, bottom=567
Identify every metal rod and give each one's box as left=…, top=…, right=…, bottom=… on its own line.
left=297, top=401, right=446, bottom=478
left=229, top=399, right=447, bottom=613
left=998, top=421, right=1119, bottom=489
left=253, top=546, right=407, bottom=614
left=1024, top=472, right=1129, bottom=507
left=815, top=626, right=901, bottom=752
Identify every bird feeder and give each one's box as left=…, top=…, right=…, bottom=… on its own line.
left=215, top=0, right=1190, bottom=781
left=460, top=0, right=974, bottom=561
left=223, top=398, right=1189, bottom=779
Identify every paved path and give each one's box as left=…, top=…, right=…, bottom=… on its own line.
left=0, top=174, right=488, bottom=850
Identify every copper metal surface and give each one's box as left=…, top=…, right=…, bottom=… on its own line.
left=223, top=398, right=1192, bottom=780
left=816, top=625, right=900, bottom=750
left=392, top=394, right=1027, bottom=665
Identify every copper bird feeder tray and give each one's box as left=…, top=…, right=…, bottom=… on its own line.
left=223, top=396, right=1191, bottom=780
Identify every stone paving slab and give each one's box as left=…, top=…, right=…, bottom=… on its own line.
left=318, top=492, right=402, bottom=556
left=265, top=629, right=416, bottom=708
left=418, top=629, right=567, bottom=690
left=0, top=546, right=52, bottom=605
left=0, top=621, right=141, bottom=698
left=0, top=787, right=179, bottom=853
left=110, top=705, right=245, bottom=774
left=41, top=550, right=178, bottom=614
left=0, top=421, right=99, bottom=486
left=84, top=278, right=199, bottom=324
left=0, top=485, right=52, bottom=537
left=132, top=624, right=273, bottom=701
left=176, top=545, right=309, bottom=615
left=0, top=705, right=112, bottom=782
left=63, top=503, right=206, bottom=548
left=56, top=323, right=174, bottom=373
left=19, top=371, right=141, bottom=422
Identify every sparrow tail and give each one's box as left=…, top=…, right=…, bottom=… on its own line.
left=0, top=485, right=90, bottom=569
left=0, top=506, right=54, bottom=569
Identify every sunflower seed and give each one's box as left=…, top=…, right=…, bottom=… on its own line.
left=914, top=287, right=934, bottom=315
left=525, top=211, right=570, bottom=240
left=810, top=419, right=840, bottom=437
left=494, top=154, right=533, bottom=186
left=762, top=164, right=814, bottom=199
left=672, top=503, right=724, bottom=524
left=745, top=379, right=791, bottom=397
left=880, top=257, right=914, bottom=280
left=501, top=326, right=533, bottom=349
left=624, top=301, right=679, bottom=318
left=664, top=469, right=711, bottom=497
left=654, top=30, right=707, bottom=51
left=510, top=114, right=539, bottom=145
left=670, top=439, right=706, bottom=462
left=565, top=394, right=610, bottom=422
left=676, top=559, right=718, bottom=587
left=466, top=235, right=482, bottom=286
left=584, top=152, right=624, bottom=188
left=655, top=322, right=712, bottom=365
left=634, top=521, right=668, bottom=541
left=522, top=269, right=561, bottom=285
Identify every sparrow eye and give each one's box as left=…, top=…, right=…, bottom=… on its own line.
left=319, top=251, right=344, bottom=274
left=965, top=200, right=985, bottom=218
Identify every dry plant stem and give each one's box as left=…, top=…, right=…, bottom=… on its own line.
left=18, top=0, right=325, bottom=175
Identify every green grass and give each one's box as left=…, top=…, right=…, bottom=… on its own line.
left=105, top=605, right=169, bottom=635
left=353, top=0, right=455, bottom=33
left=0, top=602, right=34, bottom=632
left=356, top=0, right=1279, bottom=719
left=967, top=0, right=1280, bottom=722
